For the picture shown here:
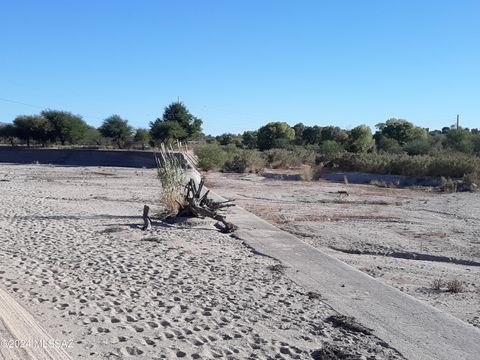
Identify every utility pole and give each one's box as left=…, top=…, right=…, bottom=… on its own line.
left=177, top=96, right=180, bottom=104
left=456, top=114, right=460, bottom=129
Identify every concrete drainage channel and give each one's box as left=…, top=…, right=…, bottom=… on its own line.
left=184, top=161, right=480, bottom=360
left=213, top=191, right=480, bottom=360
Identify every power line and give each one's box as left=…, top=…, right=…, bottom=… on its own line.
left=0, top=97, right=43, bottom=109
left=0, top=96, right=104, bottom=123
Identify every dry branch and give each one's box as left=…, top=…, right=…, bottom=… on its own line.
left=177, top=178, right=237, bottom=233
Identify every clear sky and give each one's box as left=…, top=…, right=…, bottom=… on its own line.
left=1, top=0, right=479, bottom=135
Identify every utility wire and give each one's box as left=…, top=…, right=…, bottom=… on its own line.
left=0, top=97, right=43, bottom=109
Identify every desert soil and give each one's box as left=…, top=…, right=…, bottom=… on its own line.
left=205, top=172, right=480, bottom=329
left=0, top=165, right=403, bottom=359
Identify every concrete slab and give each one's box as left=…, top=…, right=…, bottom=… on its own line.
left=0, top=287, right=72, bottom=360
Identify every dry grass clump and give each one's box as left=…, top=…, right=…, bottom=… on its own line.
left=155, top=144, right=186, bottom=215
left=431, top=278, right=464, bottom=293
left=300, top=165, right=313, bottom=181
left=446, top=279, right=464, bottom=293
left=431, top=278, right=444, bottom=290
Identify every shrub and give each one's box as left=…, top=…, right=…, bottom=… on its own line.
left=315, top=152, right=480, bottom=180
left=155, top=145, right=186, bottom=215
left=446, top=279, right=463, bottom=293
left=194, top=143, right=228, bottom=170
left=224, top=149, right=265, bottom=173
left=319, top=140, right=344, bottom=155
left=431, top=278, right=443, bottom=291
left=264, top=146, right=316, bottom=168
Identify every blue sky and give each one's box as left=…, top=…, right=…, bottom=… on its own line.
left=1, top=0, right=479, bottom=135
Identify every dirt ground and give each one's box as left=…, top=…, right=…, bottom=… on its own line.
left=205, top=172, right=480, bottom=329
left=0, top=165, right=404, bottom=359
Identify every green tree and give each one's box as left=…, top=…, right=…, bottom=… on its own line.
left=319, top=140, right=344, bottom=154
left=445, top=128, right=473, bottom=153
left=321, top=126, right=347, bottom=143
left=242, top=131, right=258, bottom=149
left=150, top=102, right=203, bottom=142
left=302, top=126, right=323, bottom=145
left=134, top=128, right=151, bottom=150
left=375, top=118, right=426, bottom=145
left=256, top=122, right=294, bottom=150
left=99, top=115, right=133, bottom=148
left=375, top=135, right=403, bottom=153
left=13, top=115, right=51, bottom=147
left=293, top=123, right=305, bottom=145
left=472, top=133, right=480, bottom=154
left=0, top=124, right=19, bottom=146
left=216, top=133, right=242, bottom=147
left=347, top=125, right=374, bottom=153
left=41, top=110, right=88, bottom=145
left=84, top=126, right=105, bottom=146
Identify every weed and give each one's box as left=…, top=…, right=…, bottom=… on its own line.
left=431, top=278, right=444, bottom=291
left=155, top=144, right=186, bottom=215
left=446, top=279, right=464, bottom=293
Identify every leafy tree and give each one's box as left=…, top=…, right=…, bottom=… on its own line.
left=150, top=102, right=202, bottom=142
left=441, top=126, right=451, bottom=134
left=321, top=126, right=347, bottom=143
left=84, top=126, right=105, bottom=146
left=319, top=140, right=344, bottom=154
left=256, top=122, right=294, bottom=150
left=302, top=126, right=323, bottom=145
left=134, top=128, right=151, bottom=150
left=472, top=133, right=480, bottom=154
left=404, top=138, right=432, bottom=155
left=0, top=124, right=19, bottom=146
left=242, top=131, right=258, bottom=149
left=150, top=120, right=189, bottom=143
left=445, top=128, right=473, bottom=153
left=13, top=115, right=50, bottom=147
left=41, top=110, right=88, bottom=145
left=216, top=133, right=242, bottom=146
left=347, top=125, right=374, bottom=153
left=375, top=135, right=403, bottom=153
left=99, top=115, right=133, bottom=148
left=293, top=123, right=305, bottom=145
left=376, top=119, right=419, bottom=145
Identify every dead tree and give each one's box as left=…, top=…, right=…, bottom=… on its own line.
left=141, top=178, right=237, bottom=233
left=177, top=178, right=237, bottom=233
left=142, top=205, right=152, bottom=230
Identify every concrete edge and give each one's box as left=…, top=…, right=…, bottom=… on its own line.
left=0, top=287, right=72, bottom=360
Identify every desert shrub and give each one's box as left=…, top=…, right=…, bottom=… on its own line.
left=300, top=166, right=313, bottom=181
left=446, top=279, right=463, bottom=293
left=155, top=145, right=186, bottom=215
left=427, top=154, right=477, bottom=178
left=223, top=149, right=265, bottom=173
left=194, top=143, right=228, bottom=170
left=463, top=171, right=480, bottom=186
left=319, top=140, right=344, bottom=155
left=264, top=148, right=300, bottom=168
left=439, top=177, right=457, bottom=192
left=431, top=278, right=444, bottom=291
left=316, top=152, right=480, bottom=180
left=404, top=138, right=432, bottom=155
left=264, top=146, right=316, bottom=168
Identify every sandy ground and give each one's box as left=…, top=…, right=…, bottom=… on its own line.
left=205, top=172, right=480, bottom=329
left=0, top=164, right=404, bottom=359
